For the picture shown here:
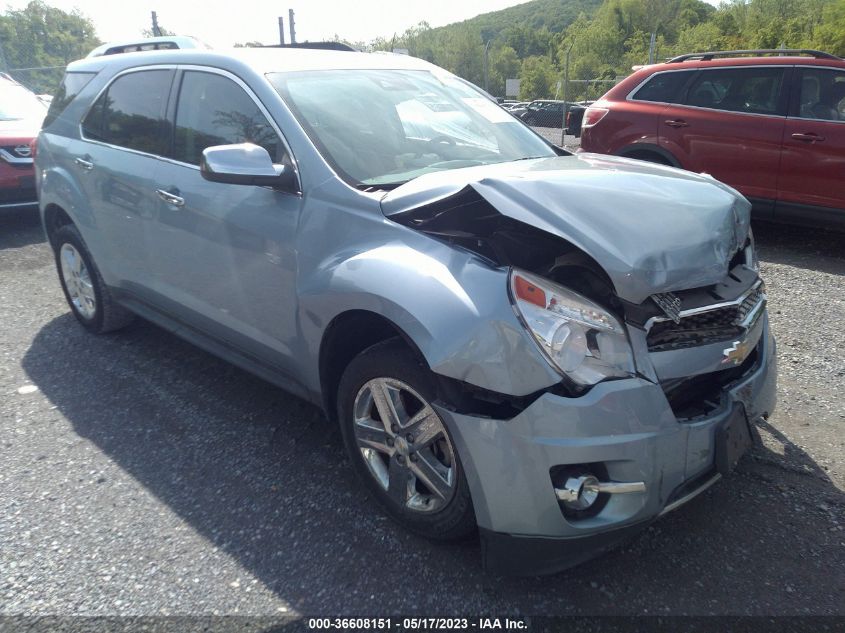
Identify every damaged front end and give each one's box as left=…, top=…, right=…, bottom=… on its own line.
left=378, top=156, right=774, bottom=575
left=382, top=155, right=760, bottom=400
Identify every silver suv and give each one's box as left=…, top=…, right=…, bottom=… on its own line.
left=35, top=47, right=776, bottom=575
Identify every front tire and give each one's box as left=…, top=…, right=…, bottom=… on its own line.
left=53, top=224, right=134, bottom=334
left=337, top=339, right=476, bottom=541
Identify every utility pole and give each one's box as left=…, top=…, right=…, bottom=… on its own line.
left=648, top=31, right=656, bottom=65
left=278, top=16, right=286, bottom=45
left=288, top=9, right=296, bottom=44
left=151, top=11, right=162, bottom=37
left=561, top=42, right=573, bottom=146
left=483, top=40, right=492, bottom=94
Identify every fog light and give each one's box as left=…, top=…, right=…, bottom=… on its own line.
left=557, top=474, right=601, bottom=510
left=555, top=473, right=647, bottom=511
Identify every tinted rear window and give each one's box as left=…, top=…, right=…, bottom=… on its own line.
left=631, top=71, right=695, bottom=103
left=82, top=69, right=173, bottom=155
left=43, top=72, right=96, bottom=127
left=683, top=67, right=785, bottom=115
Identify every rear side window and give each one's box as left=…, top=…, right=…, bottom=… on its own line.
left=631, top=71, right=694, bottom=103
left=173, top=71, right=284, bottom=165
left=795, top=67, right=845, bottom=121
left=682, top=67, right=786, bottom=115
left=82, top=69, right=173, bottom=155
left=43, top=72, right=96, bottom=127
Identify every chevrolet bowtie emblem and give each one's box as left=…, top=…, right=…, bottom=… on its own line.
left=652, top=292, right=682, bottom=323
left=722, top=339, right=752, bottom=366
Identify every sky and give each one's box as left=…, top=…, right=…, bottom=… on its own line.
left=2, top=0, right=552, bottom=47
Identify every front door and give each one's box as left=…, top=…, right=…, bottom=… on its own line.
left=777, top=66, right=845, bottom=222
left=659, top=65, right=789, bottom=207
left=148, top=68, right=302, bottom=371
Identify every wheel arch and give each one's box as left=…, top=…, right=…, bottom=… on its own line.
left=43, top=203, right=75, bottom=248
left=318, top=309, right=426, bottom=424
left=614, top=143, right=681, bottom=168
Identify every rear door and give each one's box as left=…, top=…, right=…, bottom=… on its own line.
left=658, top=65, right=790, bottom=210
left=777, top=66, right=845, bottom=223
left=74, top=68, right=174, bottom=286
left=147, top=68, right=302, bottom=370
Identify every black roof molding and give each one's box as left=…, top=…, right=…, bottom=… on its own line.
left=260, top=42, right=357, bottom=52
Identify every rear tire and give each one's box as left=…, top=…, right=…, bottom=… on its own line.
left=337, top=338, right=476, bottom=541
left=623, top=151, right=672, bottom=166
left=53, top=224, right=135, bottom=334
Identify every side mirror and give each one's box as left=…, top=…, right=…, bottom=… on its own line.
left=200, top=143, right=298, bottom=192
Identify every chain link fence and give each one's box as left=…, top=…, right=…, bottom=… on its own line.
left=3, top=65, right=66, bottom=96
left=504, top=78, right=621, bottom=150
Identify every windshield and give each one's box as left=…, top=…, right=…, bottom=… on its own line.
left=0, top=81, right=47, bottom=122
left=267, top=69, right=556, bottom=188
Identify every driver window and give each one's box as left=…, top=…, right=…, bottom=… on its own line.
left=173, top=71, right=286, bottom=165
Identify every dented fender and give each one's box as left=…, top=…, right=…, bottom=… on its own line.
left=297, top=233, right=562, bottom=398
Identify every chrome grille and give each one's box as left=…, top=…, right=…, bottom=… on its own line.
left=647, top=283, right=765, bottom=352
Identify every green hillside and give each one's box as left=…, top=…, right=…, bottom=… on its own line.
left=368, top=0, right=845, bottom=101
left=437, top=0, right=605, bottom=39
left=369, top=0, right=604, bottom=96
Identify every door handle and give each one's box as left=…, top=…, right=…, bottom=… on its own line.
left=664, top=119, right=689, bottom=128
left=74, top=157, right=94, bottom=171
left=156, top=189, right=185, bottom=207
left=791, top=132, right=825, bottom=142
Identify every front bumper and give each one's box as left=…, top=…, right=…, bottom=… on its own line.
left=437, top=315, right=777, bottom=575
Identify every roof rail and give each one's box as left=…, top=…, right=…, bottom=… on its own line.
left=260, top=42, right=357, bottom=52
left=87, top=36, right=208, bottom=58
left=666, top=49, right=841, bottom=63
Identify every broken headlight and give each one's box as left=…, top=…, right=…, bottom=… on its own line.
left=509, top=269, right=635, bottom=387
left=746, top=228, right=760, bottom=273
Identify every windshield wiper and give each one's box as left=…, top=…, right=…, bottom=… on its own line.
left=512, top=155, right=548, bottom=162
left=356, top=182, right=405, bottom=192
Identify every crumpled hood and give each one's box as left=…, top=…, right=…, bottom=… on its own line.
left=381, top=153, right=751, bottom=304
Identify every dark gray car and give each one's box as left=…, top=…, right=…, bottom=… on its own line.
left=35, top=46, right=776, bottom=575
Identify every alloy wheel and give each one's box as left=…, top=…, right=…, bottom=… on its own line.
left=352, top=377, right=457, bottom=513
left=59, top=243, right=96, bottom=319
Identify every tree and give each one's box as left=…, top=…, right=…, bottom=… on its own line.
left=489, top=45, right=520, bottom=96
left=142, top=26, right=176, bottom=38
left=0, top=0, right=100, bottom=93
left=813, top=0, right=845, bottom=55
left=519, top=55, right=558, bottom=99
left=363, top=0, right=845, bottom=90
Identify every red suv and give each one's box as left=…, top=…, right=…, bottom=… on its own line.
left=0, top=75, right=47, bottom=211
left=580, top=49, right=845, bottom=228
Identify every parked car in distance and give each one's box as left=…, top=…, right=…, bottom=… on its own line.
left=36, top=45, right=775, bottom=575
left=0, top=75, right=47, bottom=211
left=580, top=49, right=845, bottom=229
left=519, top=99, right=567, bottom=126
left=520, top=100, right=585, bottom=134
left=566, top=103, right=586, bottom=137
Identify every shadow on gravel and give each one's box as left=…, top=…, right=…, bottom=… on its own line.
left=753, top=220, right=845, bottom=276
left=0, top=207, right=44, bottom=249
left=21, top=313, right=845, bottom=615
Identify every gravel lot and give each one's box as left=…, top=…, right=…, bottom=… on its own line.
left=529, top=126, right=581, bottom=150
left=1, top=207, right=843, bottom=619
